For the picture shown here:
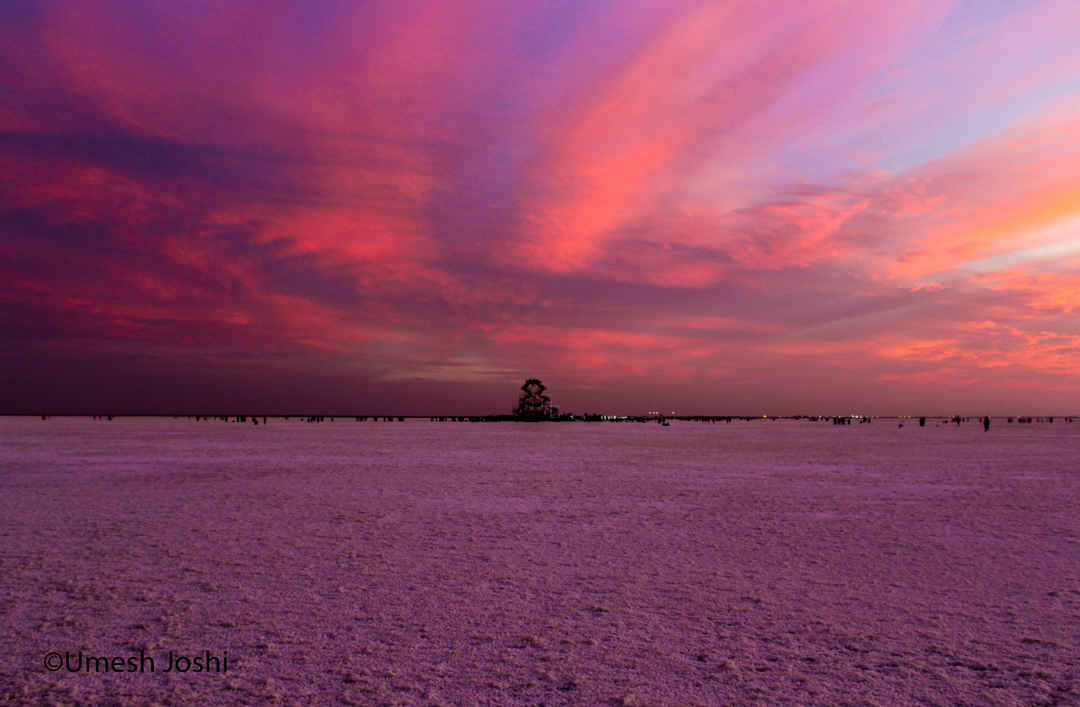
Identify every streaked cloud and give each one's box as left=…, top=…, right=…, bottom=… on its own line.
left=2, top=0, right=1079, bottom=413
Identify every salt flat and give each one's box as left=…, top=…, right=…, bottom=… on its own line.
left=1, top=417, right=1077, bottom=705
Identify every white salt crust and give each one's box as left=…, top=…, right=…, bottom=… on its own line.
left=1, top=417, right=1077, bottom=704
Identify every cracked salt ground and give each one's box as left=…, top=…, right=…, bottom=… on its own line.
left=1, top=417, right=1077, bottom=704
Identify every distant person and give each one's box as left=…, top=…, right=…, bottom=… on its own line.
left=983, top=416, right=990, bottom=432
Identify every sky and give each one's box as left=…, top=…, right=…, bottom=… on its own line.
left=2, top=0, right=1080, bottom=415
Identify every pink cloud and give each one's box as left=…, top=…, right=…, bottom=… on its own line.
left=4, top=0, right=1080, bottom=413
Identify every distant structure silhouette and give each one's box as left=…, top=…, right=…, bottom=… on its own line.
left=514, top=378, right=555, bottom=420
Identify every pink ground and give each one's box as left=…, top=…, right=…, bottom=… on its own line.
left=1, top=417, right=1077, bottom=705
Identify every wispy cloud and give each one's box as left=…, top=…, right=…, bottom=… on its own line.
left=3, top=0, right=1080, bottom=412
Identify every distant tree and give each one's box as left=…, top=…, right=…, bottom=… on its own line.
left=514, top=378, right=553, bottom=420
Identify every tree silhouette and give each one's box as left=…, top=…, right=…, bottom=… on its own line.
left=514, top=378, right=553, bottom=420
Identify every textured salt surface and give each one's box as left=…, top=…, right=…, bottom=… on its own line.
left=1, top=418, right=1078, bottom=704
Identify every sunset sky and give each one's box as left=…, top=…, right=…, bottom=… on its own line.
left=3, top=0, right=1080, bottom=415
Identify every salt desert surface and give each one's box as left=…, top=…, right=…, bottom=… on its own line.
left=1, top=417, right=1078, bottom=704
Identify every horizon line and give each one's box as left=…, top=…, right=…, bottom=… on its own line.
left=5, top=413, right=1076, bottom=420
